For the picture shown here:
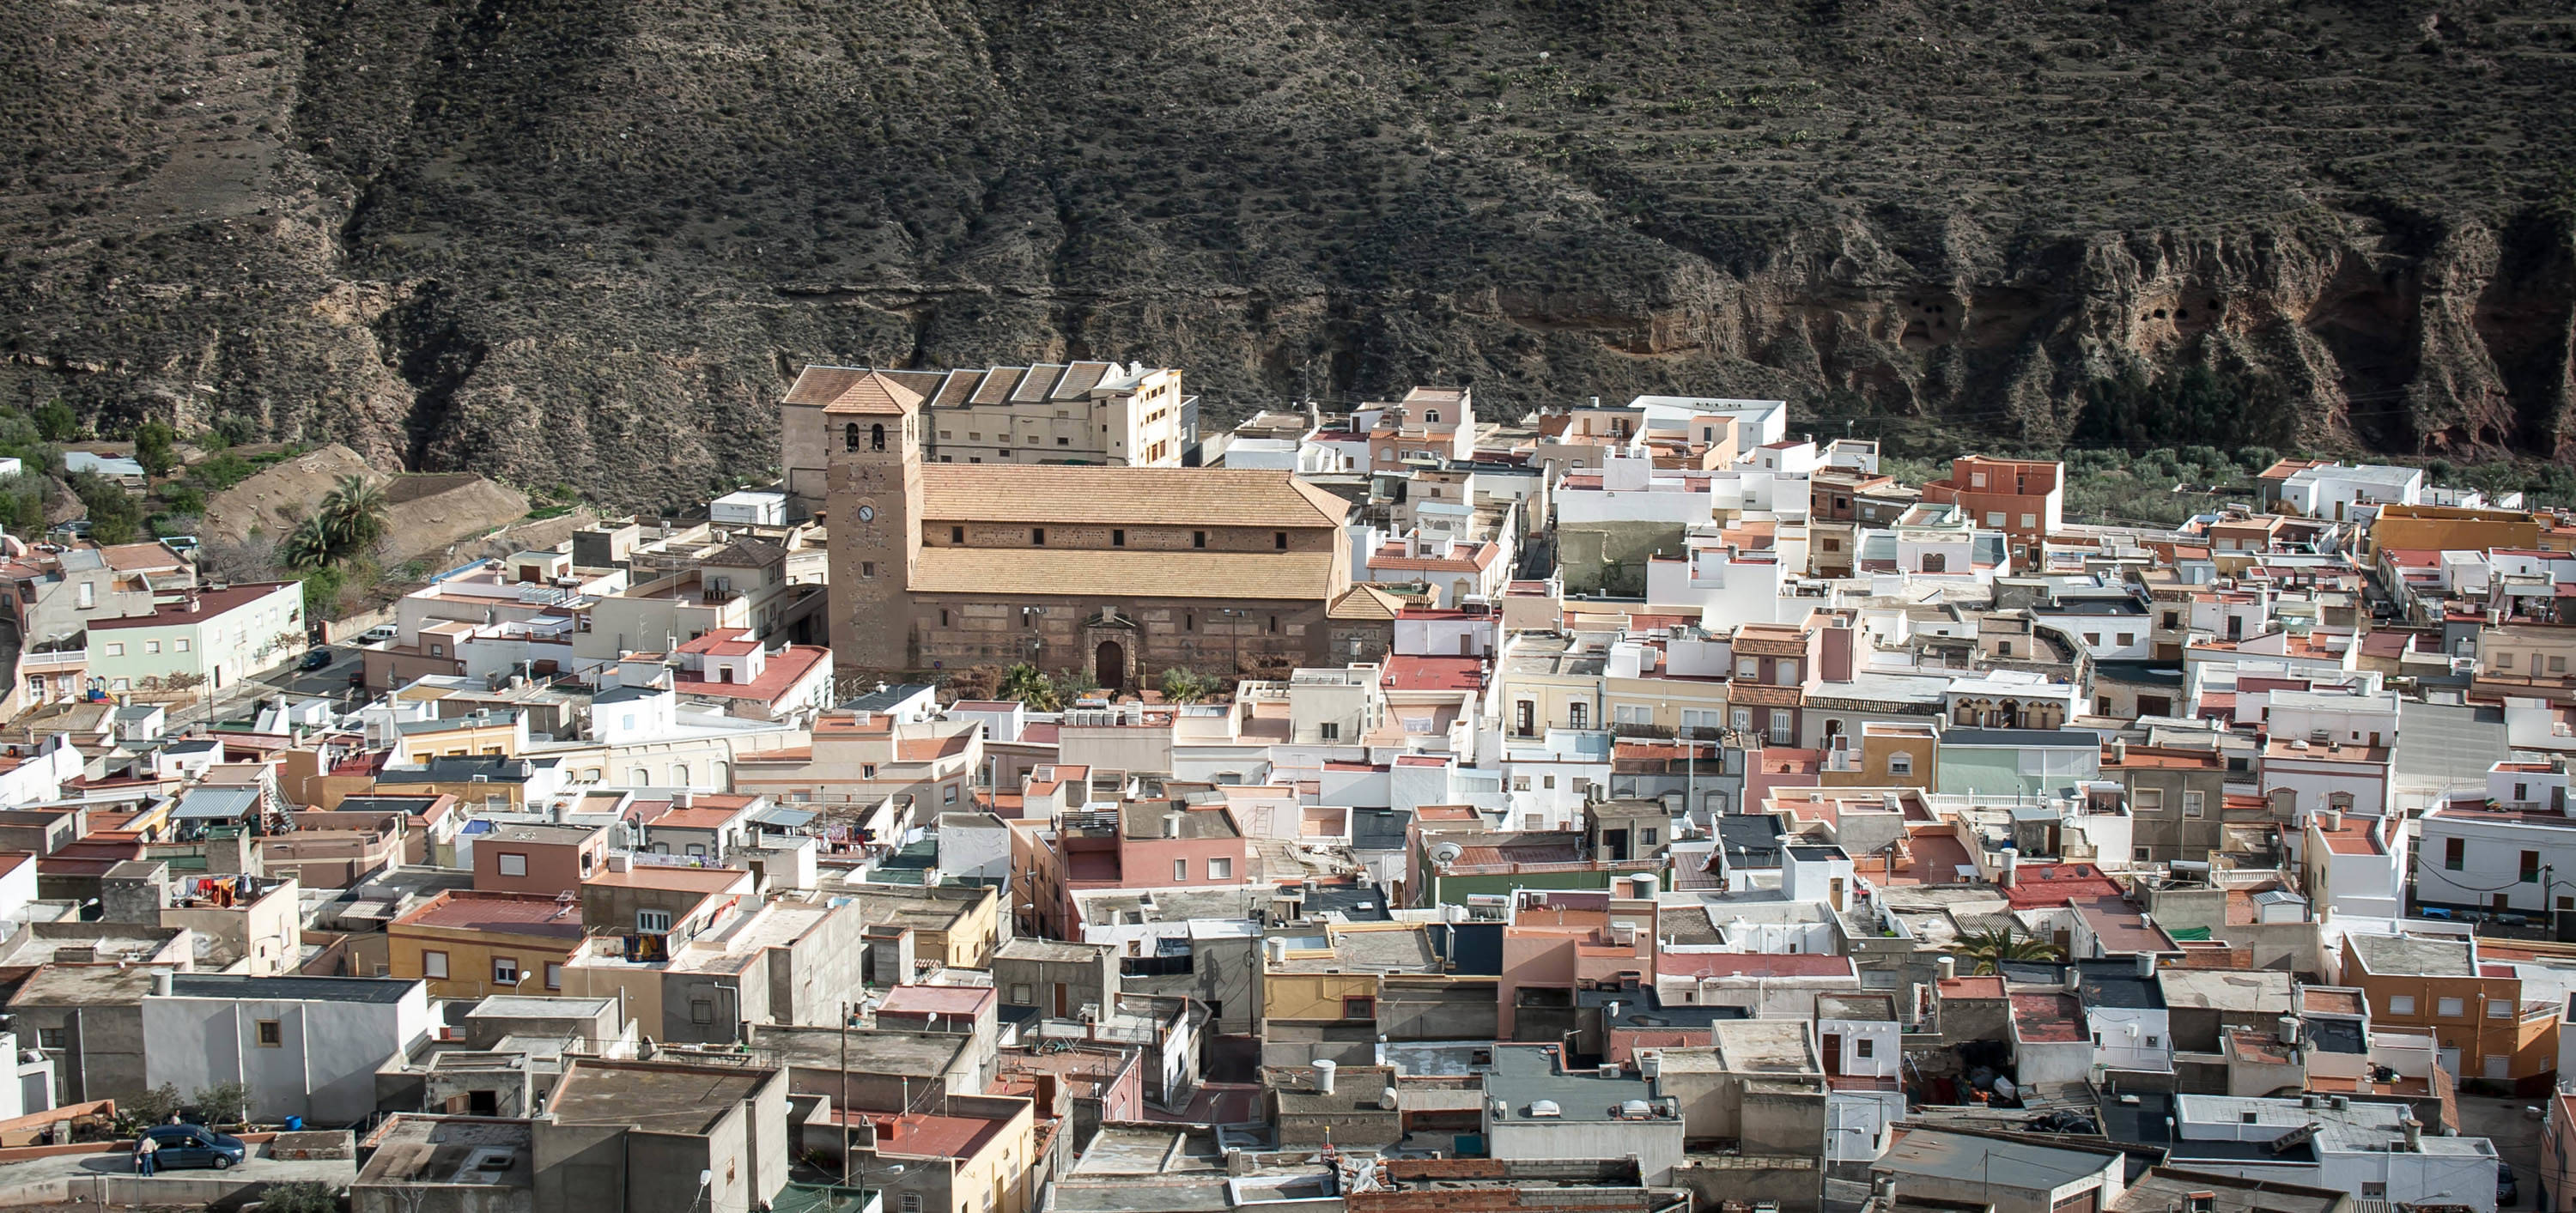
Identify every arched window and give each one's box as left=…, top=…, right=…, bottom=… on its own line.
left=871, top=422, right=886, bottom=451
left=1425, top=409, right=1441, bottom=423
left=671, top=763, right=691, bottom=786
left=629, top=767, right=651, bottom=785
left=844, top=423, right=861, bottom=452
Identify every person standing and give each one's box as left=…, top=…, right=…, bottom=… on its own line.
left=134, top=1131, right=159, bottom=1176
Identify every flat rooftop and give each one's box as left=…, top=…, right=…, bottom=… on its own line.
left=2155, top=969, right=2293, bottom=1012
left=1692, top=1021, right=1819, bottom=1074
left=549, top=1058, right=772, bottom=1135
left=469, top=994, right=616, bottom=1020
left=756, top=1025, right=970, bottom=1077
left=2112, top=1167, right=2343, bottom=1213
left=2175, top=1094, right=2498, bottom=1157
left=1876, top=1128, right=2116, bottom=1192
left=2348, top=932, right=2476, bottom=977
left=7, top=963, right=167, bottom=1005
left=1484, top=1044, right=1661, bottom=1124
left=357, top=1114, right=536, bottom=1188
left=1067, top=1125, right=1228, bottom=1176
left=165, top=974, right=418, bottom=1004
left=993, top=937, right=1109, bottom=964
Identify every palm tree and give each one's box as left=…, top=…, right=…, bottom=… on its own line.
left=1951, top=926, right=2063, bottom=974
left=1161, top=667, right=1218, bottom=704
left=998, top=663, right=1060, bottom=712
left=277, top=516, right=333, bottom=571
left=316, top=474, right=388, bottom=556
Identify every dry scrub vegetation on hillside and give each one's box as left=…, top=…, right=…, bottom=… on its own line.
left=0, top=0, right=2571, bottom=506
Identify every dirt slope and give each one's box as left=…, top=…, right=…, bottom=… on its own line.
left=201, top=443, right=530, bottom=562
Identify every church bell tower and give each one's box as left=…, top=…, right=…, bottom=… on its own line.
left=824, top=372, right=926, bottom=676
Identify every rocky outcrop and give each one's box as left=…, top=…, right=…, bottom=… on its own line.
left=0, top=0, right=2567, bottom=506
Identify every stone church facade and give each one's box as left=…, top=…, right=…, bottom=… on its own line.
left=812, top=371, right=1353, bottom=688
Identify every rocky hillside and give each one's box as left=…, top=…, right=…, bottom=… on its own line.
left=2, top=0, right=2571, bottom=506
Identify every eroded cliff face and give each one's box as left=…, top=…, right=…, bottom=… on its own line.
left=0, top=0, right=2569, bottom=506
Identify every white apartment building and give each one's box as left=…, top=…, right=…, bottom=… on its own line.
left=88, top=580, right=307, bottom=693
left=2280, top=464, right=2425, bottom=522
left=2418, top=760, right=2576, bottom=913
left=2164, top=1094, right=2497, bottom=1213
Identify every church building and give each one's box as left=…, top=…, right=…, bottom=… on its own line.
left=810, top=371, right=1354, bottom=689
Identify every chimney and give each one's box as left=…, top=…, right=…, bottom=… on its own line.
left=2109, top=737, right=2128, bottom=764
left=2402, top=1117, right=2421, bottom=1151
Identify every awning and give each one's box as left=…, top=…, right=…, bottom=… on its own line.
left=749, top=804, right=818, bottom=829
left=170, top=788, right=261, bottom=820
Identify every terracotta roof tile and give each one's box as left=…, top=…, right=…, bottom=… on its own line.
left=919, top=466, right=1348, bottom=529
left=785, top=367, right=923, bottom=415
left=1328, top=585, right=1406, bottom=622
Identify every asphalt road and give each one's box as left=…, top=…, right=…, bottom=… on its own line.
left=161, top=643, right=363, bottom=732
left=2459, top=1095, right=2542, bottom=1210
left=0, top=1142, right=355, bottom=1199
left=256, top=642, right=365, bottom=700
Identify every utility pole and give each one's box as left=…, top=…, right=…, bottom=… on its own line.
left=838, top=999, right=850, bottom=1189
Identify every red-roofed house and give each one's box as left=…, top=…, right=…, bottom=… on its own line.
left=835, top=1095, right=1039, bottom=1213
left=1361, top=532, right=1510, bottom=608
left=387, top=890, right=585, bottom=999
left=673, top=630, right=835, bottom=720
left=1654, top=951, right=1859, bottom=1018
left=641, top=793, right=760, bottom=864
left=2002, top=863, right=2126, bottom=909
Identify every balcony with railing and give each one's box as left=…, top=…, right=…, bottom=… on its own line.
left=20, top=646, right=84, bottom=672
left=1610, top=723, right=1730, bottom=743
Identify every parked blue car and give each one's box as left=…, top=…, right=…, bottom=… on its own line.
left=140, top=1125, right=246, bottom=1170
